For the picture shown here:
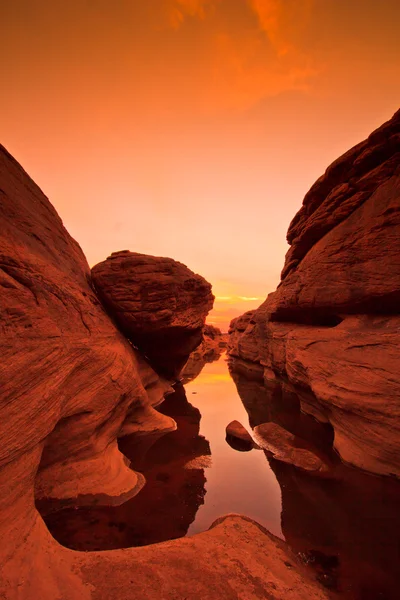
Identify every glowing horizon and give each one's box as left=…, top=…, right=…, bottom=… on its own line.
left=1, top=1, right=399, bottom=331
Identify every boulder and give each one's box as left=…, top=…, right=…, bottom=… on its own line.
left=226, top=419, right=257, bottom=452
left=92, top=251, right=214, bottom=379
left=254, top=423, right=330, bottom=474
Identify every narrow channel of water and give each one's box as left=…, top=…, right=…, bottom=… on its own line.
left=183, top=355, right=282, bottom=538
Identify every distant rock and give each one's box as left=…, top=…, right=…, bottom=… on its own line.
left=92, top=251, right=214, bottom=379
left=228, top=108, right=400, bottom=478
left=181, top=323, right=227, bottom=383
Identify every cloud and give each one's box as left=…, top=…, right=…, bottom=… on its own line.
left=167, top=0, right=217, bottom=28
left=148, top=1, right=321, bottom=111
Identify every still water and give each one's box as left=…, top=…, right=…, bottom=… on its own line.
left=184, top=356, right=282, bottom=538
left=40, top=352, right=400, bottom=599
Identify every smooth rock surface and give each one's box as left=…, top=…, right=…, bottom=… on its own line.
left=254, top=422, right=330, bottom=473
left=92, top=251, right=214, bottom=379
left=226, top=420, right=257, bottom=452
left=0, top=145, right=331, bottom=599
left=0, top=144, right=173, bottom=593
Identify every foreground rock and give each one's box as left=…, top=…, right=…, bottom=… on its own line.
left=228, top=109, right=400, bottom=477
left=3, top=514, right=332, bottom=600
left=92, top=251, right=214, bottom=379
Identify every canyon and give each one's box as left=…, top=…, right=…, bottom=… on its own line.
left=1, top=107, right=399, bottom=600
left=0, top=144, right=328, bottom=598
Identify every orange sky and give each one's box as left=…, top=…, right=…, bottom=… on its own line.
left=1, top=1, right=399, bottom=330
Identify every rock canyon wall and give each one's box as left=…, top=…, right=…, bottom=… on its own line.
left=228, top=109, right=400, bottom=478
left=0, top=144, right=330, bottom=599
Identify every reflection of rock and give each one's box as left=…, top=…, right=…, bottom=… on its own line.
left=229, top=358, right=334, bottom=455
left=1, top=145, right=332, bottom=599
left=271, top=459, right=400, bottom=599
left=181, top=324, right=227, bottom=384
left=254, top=423, right=330, bottom=474
left=228, top=109, right=400, bottom=478
left=231, top=365, right=400, bottom=599
left=92, top=251, right=214, bottom=379
left=226, top=420, right=257, bottom=452
left=42, top=384, right=210, bottom=549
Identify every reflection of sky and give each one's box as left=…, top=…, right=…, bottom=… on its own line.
left=185, top=354, right=283, bottom=539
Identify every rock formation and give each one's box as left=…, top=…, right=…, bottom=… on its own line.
left=181, top=323, right=228, bottom=383
left=92, top=250, right=214, bottom=379
left=0, top=144, right=331, bottom=598
left=225, top=420, right=258, bottom=452
left=228, top=108, right=400, bottom=477
left=230, top=363, right=400, bottom=599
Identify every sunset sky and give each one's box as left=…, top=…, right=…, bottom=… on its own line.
left=1, top=1, right=399, bottom=330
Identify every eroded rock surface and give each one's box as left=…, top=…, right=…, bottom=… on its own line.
left=0, top=145, right=332, bottom=599
left=92, top=251, right=214, bottom=379
left=228, top=109, right=400, bottom=477
left=0, top=145, right=172, bottom=594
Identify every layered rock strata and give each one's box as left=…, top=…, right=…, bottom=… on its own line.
left=0, top=145, right=331, bottom=598
left=228, top=109, right=400, bottom=477
left=92, top=250, right=214, bottom=379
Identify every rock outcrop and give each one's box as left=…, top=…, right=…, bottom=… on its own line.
left=92, top=251, right=214, bottom=379
left=0, top=144, right=332, bottom=599
left=228, top=109, right=400, bottom=477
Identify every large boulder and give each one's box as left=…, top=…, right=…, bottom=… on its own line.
left=228, top=109, right=400, bottom=477
left=92, top=251, right=214, bottom=379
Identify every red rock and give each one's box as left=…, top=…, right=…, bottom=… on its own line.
left=254, top=422, right=330, bottom=473
left=92, top=251, right=214, bottom=379
left=0, top=145, right=331, bottom=599
left=225, top=419, right=257, bottom=451
left=228, top=109, right=400, bottom=478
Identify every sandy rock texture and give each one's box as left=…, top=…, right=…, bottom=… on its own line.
left=92, top=250, right=214, bottom=379
left=0, top=145, right=332, bottom=599
left=228, top=109, right=400, bottom=477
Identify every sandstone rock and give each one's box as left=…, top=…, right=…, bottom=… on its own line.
left=92, top=251, right=214, bottom=379
left=226, top=419, right=257, bottom=451
left=228, top=109, right=400, bottom=477
left=0, top=144, right=334, bottom=600
left=0, top=144, right=174, bottom=593
left=254, top=422, right=330, bottom=473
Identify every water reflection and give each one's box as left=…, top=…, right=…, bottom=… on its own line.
left=38, top=348, right=400, bottom=600
left=41, top=383, right=210, bottom=549
left=229, top=357, right=400, bottom=600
